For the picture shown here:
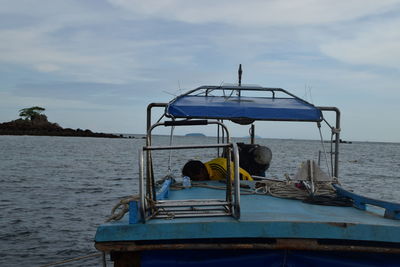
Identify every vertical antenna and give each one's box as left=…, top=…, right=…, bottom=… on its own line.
left=238, top=64, right=242, bottom=86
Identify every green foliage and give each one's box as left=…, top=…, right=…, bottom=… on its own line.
left=19, top=106, right=46, bottom=120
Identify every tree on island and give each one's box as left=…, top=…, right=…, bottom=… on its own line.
left=0, top=106, right=120, bottom=138
left=19, top=106, right=47, bottom=121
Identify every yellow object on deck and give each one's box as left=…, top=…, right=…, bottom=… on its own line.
left=205, top=158, right=253, bottom=181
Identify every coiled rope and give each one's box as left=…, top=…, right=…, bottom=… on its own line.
left=255, top=180, right=336, bottom=200
left=106, top=195, right=139, bottom=222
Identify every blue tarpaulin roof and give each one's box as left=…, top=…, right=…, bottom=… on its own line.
left=166, top=95, right=323, bottom=122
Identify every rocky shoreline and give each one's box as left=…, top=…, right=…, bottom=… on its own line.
left=0, top=117, right=122, bottom=138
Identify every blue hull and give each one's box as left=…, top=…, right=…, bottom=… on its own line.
left=96, top=182, right=400, bottom=266
left=114, top=249, right=400, bottom=267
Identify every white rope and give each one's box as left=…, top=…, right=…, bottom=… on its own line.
left=106, top=195, right=139, bottom=222
left=317, top=122, right=332, bottom=177
left=255, top=180, right=335, bottom=200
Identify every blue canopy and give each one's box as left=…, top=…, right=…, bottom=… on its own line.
left=166, top=95, right=323, bottom=122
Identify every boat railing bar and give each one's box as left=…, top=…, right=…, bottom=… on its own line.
left=217, top=119, right=225, bottom=156
left=180, top=85, right=316, bottom=106
left=333, top=184, right=400, bottom=220
left=146, top=119, right=231, bottom=209
left=146, top=120, right=230, bottom=147
left=164, top=119, right=208, bottom=126
left=156, top=207, right=230, bottom=212
left=202, top=87, right=284, bottom=99
left=190, top=85, right=286, bottom=93
left=146, top=103, right=168, bottom=204
left=138, top=147, right=145, bottom=221
left=143, top=143, right=233, bottom=151
left=146, top=103, right=168, bottom=135
left=144, top=143, right=236, bottom=214
left=318, top=106, right=340, bottom=178
left=155, top=199, right=230, bottom=207
left=232, top=142, right=240, bottom=218
left=155, top=211, right=231, bottom=219
left=138, top=140, right=241, bottom=222
left=145, top=116, right=230, bottom=208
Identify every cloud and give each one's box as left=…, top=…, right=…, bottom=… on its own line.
left=2, top=0, right=399, bottom=86
left=0, top=25, right=150, bottom=83
left=34, top=63, right=60, bottom=72
left=108, top=0, right=400, bottom=26
left=0, top=1, right=170, bottom=83
left=1, top=0, right=400, bottom=141
left=0, top=91, right=110, bottom=111
left=320, top=18, right=400, bottom=70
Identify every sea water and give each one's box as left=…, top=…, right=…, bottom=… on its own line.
left=0, top=135, right=399, bottom=266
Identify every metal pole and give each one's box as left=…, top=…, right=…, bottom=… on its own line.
left=317, top=106, right=341, bottom=178
left=238, top=64, right=242, bottom=87
left=102, top=252, right=107, bottom=267
left=250, top=124, right=255, bottom=144
left=232, top=142, right=240, bottom=219
left=146, top=103, right=167, bottom=202
left=226, top=145, right=232, bottom=207
left=139, top=148, right=146, bottom=222
left=334, top=109, right=341, bottom=178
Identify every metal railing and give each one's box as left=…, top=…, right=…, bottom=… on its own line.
left=138, top=119, right=240, bottom=222
left=138, top=142, right=241, bottom=221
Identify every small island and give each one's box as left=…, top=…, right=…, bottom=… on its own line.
left=185, top=133, right=206, bottom=137
left=0, top=106, right=121, bottom=138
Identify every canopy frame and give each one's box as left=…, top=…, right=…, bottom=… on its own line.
left=165, top=85, right=324, bottom=122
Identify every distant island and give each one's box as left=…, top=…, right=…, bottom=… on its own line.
left=334, top=139, right=353, bottom=144
left=0, top=106, right=121, bottom=138
left=185, top=133, right=206, bottom=137
left=243, top=135, right=262, bottom=139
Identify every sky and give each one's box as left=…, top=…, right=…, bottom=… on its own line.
left=1, top=0, right=400, bottom=142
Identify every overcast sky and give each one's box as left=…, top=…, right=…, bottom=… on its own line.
left=1, top=0, right=400, bottom=142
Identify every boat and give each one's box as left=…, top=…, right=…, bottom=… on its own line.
left=94, top=67, right=400, bottom=266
